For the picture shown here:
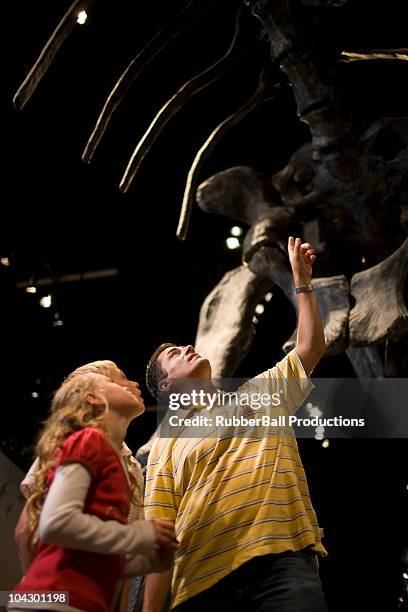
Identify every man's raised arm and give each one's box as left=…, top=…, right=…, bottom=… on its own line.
left=288, top=236, right=326, bottom=376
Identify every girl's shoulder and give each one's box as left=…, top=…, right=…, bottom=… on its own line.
left=57, top=427, right=111, bottom=478
left=62, top=426, right=109, bottom=451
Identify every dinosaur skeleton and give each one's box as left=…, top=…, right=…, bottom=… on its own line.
left=14, top=0, right=408, bottom=376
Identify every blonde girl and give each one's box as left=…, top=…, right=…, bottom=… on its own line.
left=9, top=370, right=177, bottom=612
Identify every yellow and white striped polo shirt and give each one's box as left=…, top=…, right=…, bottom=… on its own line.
left=145, top=348, right=327, bottom=609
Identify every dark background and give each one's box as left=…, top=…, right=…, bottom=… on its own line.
left=2, top=1, right=407, bottom=609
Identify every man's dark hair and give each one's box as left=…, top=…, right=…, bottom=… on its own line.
left=146, top=343, right=176, bottom=398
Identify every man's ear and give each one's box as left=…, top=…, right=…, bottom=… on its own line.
left=158, top=378, right=171, bottom=394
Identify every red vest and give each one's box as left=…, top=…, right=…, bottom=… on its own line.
left=13, top=428, right=131, bottom=612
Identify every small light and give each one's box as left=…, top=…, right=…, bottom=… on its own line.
left=306, top=403, right=313, bottom=409
left=40, top=295, right=52, bottom=308
left=403, top=572, right=408, bottom=580
left=252, top=316, right=259, bottom=325
left=255, top=304, right=265, bottom=315
left=264, top=292, right=273, bottom=302
left=361, top=256, right=366, bottom=264
left=315, top=425, right=325, bottom=434
left=77, top=11, right=87, bottom=25
left=53, top=312, right=64, bottom=327
left=230, top=226, right=243, bottom=237
left=226, top=237, right=240, bottom=250
left=315, top=433, right=324, bottom=441
left=1, top=256, right=10, bottom=267
left=26, top=285, right=37, bottom=294
left=31, top=391, right=39, bottom=399
left=322, top=439, right=329, bottom=448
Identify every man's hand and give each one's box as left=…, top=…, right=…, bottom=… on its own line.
left=288, top=236, right=316, bottom=286
left=288, top=237, right=325, bottom=374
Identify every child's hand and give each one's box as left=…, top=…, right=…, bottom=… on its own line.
left=151, top=518, right=179, bottom=552
left=123, top=520, right=179, bottom=576
left=150, top=518, right=179, bottom=571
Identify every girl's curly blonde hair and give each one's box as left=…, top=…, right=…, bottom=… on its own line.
left=26, top=360, right=142, bottom=553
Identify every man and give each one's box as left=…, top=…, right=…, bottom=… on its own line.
left=142, top=237, right=328, bottom=612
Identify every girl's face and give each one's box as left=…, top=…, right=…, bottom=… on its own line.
left=97, top=374, right=145, bottom=417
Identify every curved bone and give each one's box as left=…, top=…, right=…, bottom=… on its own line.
left=195, top=265, right=271, bottom=378
left=13, top=1, right=95, bottom=110
left=350, top=238, right=408, bottom=345
left=177, top=70, right=280, bottom=240
left=246, top=244, right=295, bottom=305
left=82, top=0, right=215, bottom=163
left=197, top=166, right=279, bottom=225
left=341, top=48, right=408, bottom=63
left=119, top=6, right=249, bottom=193
left=313, top=276, right=350, bottom=356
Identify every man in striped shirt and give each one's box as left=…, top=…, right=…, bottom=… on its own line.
left=143, top=237, right=328, bottom=612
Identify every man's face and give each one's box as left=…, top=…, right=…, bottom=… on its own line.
left=158, top=345, right=211, bottom=391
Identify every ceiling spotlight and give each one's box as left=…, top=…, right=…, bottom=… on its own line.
left=315, top=425, right=325, bottom=434
left=226, top=237, right=240, bottom=250
left=40, top=295, right=52, bottom=308
left=255, top=304, right=265, bottom=315
left=230, top=226, right=243, bottom=237
left=77, top=11, right=88, bottom=25
left=264, top=292, right=273, bottom=302
left=322, top=439, right=330, bottom=448
left=403, top=573, right=408, bottom=580
left=252, top=316, right=259, bottom=325
left=315, top=433, right=324, bottom=440
left=25, top=285, right=37, bottom=294
left=1, top=256, right=10, bottom=267
left=31, top=391, right=39, bottom=399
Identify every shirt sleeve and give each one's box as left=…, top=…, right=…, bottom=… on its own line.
left=269, top=348, right=315, bottom=415
left=39, top=462, right=156, bottom=557
left=20, top=457, right=40, bottom=499
left=144, top=439, right=177, bottom=522
left=20, top=429, right=106, bottom=498
left=244, top=348, right=315, bottom=417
